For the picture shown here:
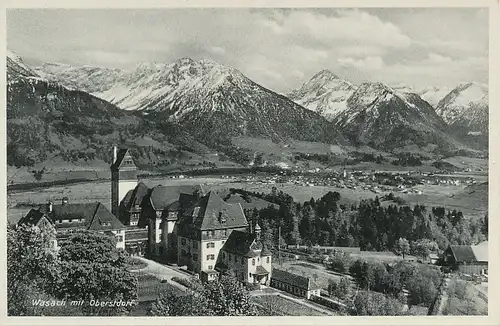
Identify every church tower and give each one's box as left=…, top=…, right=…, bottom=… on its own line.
left=110, top=146, right=138, bottom=217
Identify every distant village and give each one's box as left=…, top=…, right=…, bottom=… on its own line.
left=16, top=146, right=487, bottom=316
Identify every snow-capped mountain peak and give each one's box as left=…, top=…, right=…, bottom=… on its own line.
left=435, top=82, right=488, bottom=132
left=288, top=69, right=355, bottom=121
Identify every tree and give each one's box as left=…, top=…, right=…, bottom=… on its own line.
left=406, top=276, right=437, bottom=307
left=410, top=239, right=439, bottom=261
left=7, top=223, right=60, bottom=316
left=395, top=238, right=410, bottom=258
left=328, top=276, right=351, bottom=300
left=150, top=272, right=257, bottom=316
left=328, top=251, right=353, bottom=274
left=54, top=231, right=138, bottom=315
left=352, top=291, right=403, bottom=316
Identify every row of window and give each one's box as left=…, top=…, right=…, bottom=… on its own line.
left=202, top=229, right=228, bottom=238
left=56, top=218, right=84, bottom=224
left=272, top=281, right=307, bottom=297
left=222, top=252, right=269, bottom=265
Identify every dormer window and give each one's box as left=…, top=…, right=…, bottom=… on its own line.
left=102, top=222, right=111, bottom=227
left=219, top=212, right=226, bottom=224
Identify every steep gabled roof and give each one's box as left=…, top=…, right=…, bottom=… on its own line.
left=121, top=182, right=150, bottom=211
left=87, top=203, right=126, bottom=231
left=18, top=209, right=53, bottom=227
left=149, top=185, right=203, bottom=211
left=40, top=202, right=125, bottom=231
left=271, top=268, right=319, bottom=290
left=471, top=241, right=488, bottom=262
left=111, top=148, right=137, bottom=171
left=449, top=245, right=477, bottom=263
left=221, top=230, right=261, bottom=258
left=184, top=192, right=248, bottom=230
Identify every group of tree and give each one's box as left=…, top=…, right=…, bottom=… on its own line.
left=149, top=271, right=257, bottom=316
left=7, top=224, right=137, bottom=316
left=242, top=189, right=486, bottom=254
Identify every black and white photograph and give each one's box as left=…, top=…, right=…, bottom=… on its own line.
left=4, top=2, right=495, bottom=321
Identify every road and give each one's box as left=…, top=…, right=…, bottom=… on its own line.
left=435, top=277, right=451, bottom=315
left=132, top=256, right=190, bottom=292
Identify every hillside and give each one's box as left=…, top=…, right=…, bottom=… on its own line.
left=287, top=70, right=356, bottom=121
left=333, top=82, right=468, bottom=154
left=38, top=58, right=346, bottom=147
left=7, top=59, right=225, bottom=176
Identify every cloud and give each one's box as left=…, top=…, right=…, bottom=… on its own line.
left=7, top=8, right=488, bottom=93
left=427, top=53, right=453, bottom=64
left=338, top=56, right=385, bottom=71
left=261, top=9, right=412, bottom=50
left=207, top=46, right=226, bottom=56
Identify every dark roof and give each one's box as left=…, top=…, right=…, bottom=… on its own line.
left=254, top=265, right=270, bottom=275
left=149, top=185, right=203, bottom=211
left=121, top=182, right=150, bottom=211
left=111, top=148, right=137, bottom=171
left=40, top=202, right=125, bottom=231
left=183, top=192, right=248, bottom=231
left=18, top=209, right=52, bottom=227
left=261, top=245, right=272, bottom=257
left=87, top=203, right=126, bottom=231
left=221, top=230, right=262, bottom=258
left=449, top=245, right=477, bottom=263
left=271, top=268, right=317, bottom=290
left=224, top=193, right=279, bottom=211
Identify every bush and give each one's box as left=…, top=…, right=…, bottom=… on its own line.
left=171, top=277, right=196, bottom=289
left=328, top=277, right=351, bottom=300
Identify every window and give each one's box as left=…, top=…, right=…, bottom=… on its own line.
left=116, top=235, right=123, bottom=242
left=252, top=259, right=255, bottom=266
left=206, top=254, right=215, bottom=260
left=257, top=257, right=260, bottom=262
left=223, top=229, right=227, bottom=236
left=193, top=242, right=198, bottom=249
left=249, top=273, right=252, bottom=278
left=206, top=242, right=215, bottom=248
left=208, top=265, right=213, bottom=270
left=181, top=238, right=186, bottom=245
left=266, top=257, right=270, bottom=264
left=193, top=254, right=198, bottom=261
left=222, top=252, right=226, bottom=259
left=241, top=257, right=244, bottom=264
left=229, top=254, right=232, bottom=262
left=210, top=230, right=215, bottom=237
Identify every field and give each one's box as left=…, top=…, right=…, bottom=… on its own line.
left=7, top=169, right=488, bottom=223
left=251, top=295, right=325, bottom=316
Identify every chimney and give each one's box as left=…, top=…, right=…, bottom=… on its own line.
left=61, top=197, right=69, bottom=205
left=113, top=146, right=118, bottom=164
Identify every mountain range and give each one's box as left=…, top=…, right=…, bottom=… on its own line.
left=6, top=50, right=488, bottom=173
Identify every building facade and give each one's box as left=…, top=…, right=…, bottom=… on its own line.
left=175, top=192, right=249, bottom=281
left=443, top=241, right=488, bottom=275
left=21, top=197, right=127, bottom=249
left=216, top=224, right=272, bottom=285
left=270, top=268, right=321, bottom=299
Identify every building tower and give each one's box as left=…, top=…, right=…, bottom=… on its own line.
left=110, top=146, right=138, bottom=217
left=254, top=222, right=261, bottom=240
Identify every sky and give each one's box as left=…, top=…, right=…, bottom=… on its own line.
left=7, top=8, right=489, bottom=93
